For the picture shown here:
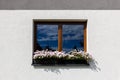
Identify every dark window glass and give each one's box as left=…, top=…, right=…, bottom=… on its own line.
left=37, top=24, right=58, bottom=51
left=62, top=25, right=84, bottom=52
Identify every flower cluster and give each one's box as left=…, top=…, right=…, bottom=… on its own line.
left=33, top=50, right=93, bottom=61
left=33, top=50, right=66, bottom=59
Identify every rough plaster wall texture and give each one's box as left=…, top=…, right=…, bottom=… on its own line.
left=0, top=10, right=120, bottom=80
left=0, top=0, right=120, bottom=9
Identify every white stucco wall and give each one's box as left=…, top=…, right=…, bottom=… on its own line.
left=0, top=10, right=120, bottom=80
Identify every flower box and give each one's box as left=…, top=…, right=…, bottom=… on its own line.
left=33, top=58, right=89, bottom=65
left=32, top=50, right=92, bottom=66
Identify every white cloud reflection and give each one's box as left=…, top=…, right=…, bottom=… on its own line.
left=37, top=24, right=84, bottom=41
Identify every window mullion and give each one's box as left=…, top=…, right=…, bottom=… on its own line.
left=58, top=24, right=62, bottom=52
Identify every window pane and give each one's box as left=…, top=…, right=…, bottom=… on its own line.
left=36, top=24, right=58, bottom=51
left=62, top=25, right=84, bottom=52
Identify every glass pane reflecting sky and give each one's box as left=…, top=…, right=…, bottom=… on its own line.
left=36, top=24, right=84, bottom=52
left=37, top=24, right=58, bottom=51
left=62, top=25, right=84, bottom=52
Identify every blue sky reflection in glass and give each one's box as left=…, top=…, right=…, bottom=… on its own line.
left=62, top=25, right=84, bottom=52
left=37, top=24, right=84, bottom=52
left=37, top=24, right=58, bottom=51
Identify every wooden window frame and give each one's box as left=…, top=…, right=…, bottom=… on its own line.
left=33, top=19, right=87, bottom=53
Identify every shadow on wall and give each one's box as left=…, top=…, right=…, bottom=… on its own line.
left=33, top=59, right=101, bottom=74
left=89, top=59, right=101, bottom=71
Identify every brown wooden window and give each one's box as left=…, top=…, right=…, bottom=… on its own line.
left=33, top=19, right=87, bottom=53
